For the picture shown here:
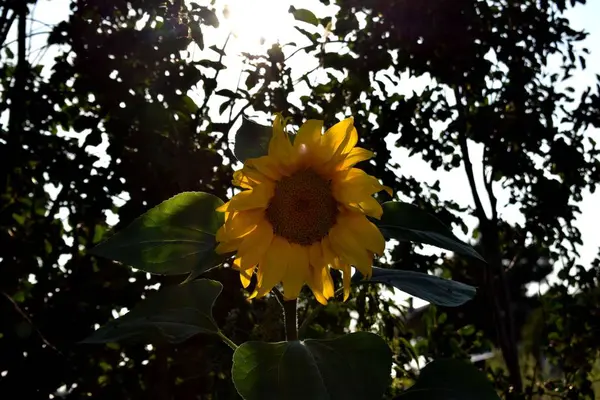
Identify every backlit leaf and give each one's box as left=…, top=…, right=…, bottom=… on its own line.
left=90, top=192, right=224, bottom=275
left=82, top=279, right=222, bottom=344
left=354, top=267, right=476, bottom=307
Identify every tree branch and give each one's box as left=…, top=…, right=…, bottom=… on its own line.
left=454, top=86, right=488, bottom=223
left=454, top=85, right=522, bottom=392
left=483, top=164, right=498, bottom=223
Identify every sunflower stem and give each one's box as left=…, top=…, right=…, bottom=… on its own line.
left=282, top=298, right=298, bottom=341
left=272, top=287, right=299, bottom=341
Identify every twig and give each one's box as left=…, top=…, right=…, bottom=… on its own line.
left=2, top=291, right=61, bottom=354
left=195, top=32, right=232, bottom=126
left=228, top=62, right=245, bottom=122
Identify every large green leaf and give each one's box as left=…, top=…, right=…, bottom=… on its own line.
left=375, top=202, right=486, bottom=262
left=395, top=358, right=500, bottom=400
left=353, top=267, right=476, bottom=307
left=232, top=332, right=391, bottom=400
left=233, top=118, right=272, bottom=163
left=90, top=192, right=224, bottom=275
left=82, top=279, right=222, bottom=344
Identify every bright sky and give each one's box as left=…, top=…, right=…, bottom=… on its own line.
left=13, top=0, right=600, bottom=306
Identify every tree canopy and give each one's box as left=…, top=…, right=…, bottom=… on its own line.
left=1, top=0, right=599, bottom=398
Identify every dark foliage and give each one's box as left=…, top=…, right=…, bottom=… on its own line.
left=0, top=0, right=598, bottom=398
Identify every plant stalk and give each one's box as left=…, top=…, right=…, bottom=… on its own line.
left=282, top=298, right=298, bottom=341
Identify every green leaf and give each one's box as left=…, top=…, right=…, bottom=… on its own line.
left=82, top=279, right=222, bottom=344
left=182, top=252, right=230, bottom=284
left=232, top=332, right=391, bottom=400
left=90, top=192, right=224, bottom=275
left=290, top=7, right=319, bottom=26
left=353, top=267, right=476, bottom=307
left=395, top=359, right=500, bottom=400
left=233, top=118, right=272, bottom=163
left=375, top=202, right=486, bottom=262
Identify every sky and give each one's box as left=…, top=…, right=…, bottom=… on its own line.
left=12, top=0, right=600, bottom=307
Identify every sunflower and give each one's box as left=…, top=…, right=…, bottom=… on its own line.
left=215, top=115, right=392, bottom=305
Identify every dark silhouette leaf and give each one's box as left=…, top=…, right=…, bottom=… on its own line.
left=395, top=358, right=500, bottom=400
left=233, top=118, right=272, bottom=163
left=290, top=7, right=319, bottom=26
left=376, top=202, right=486, bottom=262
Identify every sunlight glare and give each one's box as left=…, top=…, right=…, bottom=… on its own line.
left=221, top=0, right=293, bottom=51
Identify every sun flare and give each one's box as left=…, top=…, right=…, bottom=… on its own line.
left=220, top=0, right=293, bottom=51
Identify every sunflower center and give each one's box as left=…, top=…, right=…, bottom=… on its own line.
left=265, top=169, right=338, bottom=246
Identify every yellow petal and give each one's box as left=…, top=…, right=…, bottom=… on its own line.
left=341, top=263, right=351, bottom=301
left=235, top=219, right=274, bottom=269
left=233, top=257, right=255, bottom=270
left=269, top=114, right=295, bottom=166
left=216, top=182, right=274, bottom=212
left=384, top=185, right=393, bottom=197
left=322, top=118, right=357, bottom=159
left=325, top=128, right=358, bottom=170
left=308, top=242, right=323, bottom=268
left=255, top=236, right=291, bottom=297
left=329, top=224, right=372, bottom=277
left=281, top=243, right=309, bottom=299
left=215, top=239, right=242, bottom=254
left=307, top=264, right=332, bottom=305
left=306, top=242, right=334, bottom=303
left=336, top=147, right=374, bottom=170
left=240, top=268, right=253, bottom=288
left=294, top=119, right=323, bottom=150
left=216, top=224, right=226, bottom=241
left=216, top=209, right=264, bottom=242
left=321, top=236, right=336, bottom=267
left=332, top=168, right=390, bottom=204
left=216, top=208, right=265, bottom=242
left=232, top=167, right=270, bottom=189
left=320, top=265, right=334, bottom=298
left=355, top=197, right=384, bottom=219
left=245, top=156, right=283, bottom=180
left=340, top=213, right=385, bottom=255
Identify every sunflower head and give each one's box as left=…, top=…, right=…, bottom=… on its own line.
left=216, top=115, right=392, bottom=305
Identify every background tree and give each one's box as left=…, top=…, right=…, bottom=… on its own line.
left=0, top=0, right=599, bottom=399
